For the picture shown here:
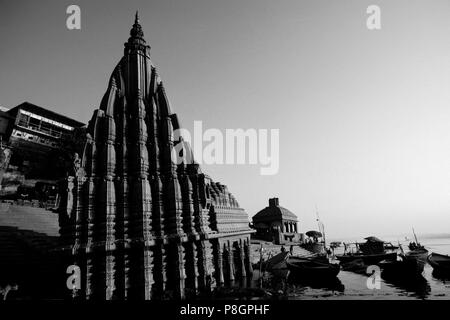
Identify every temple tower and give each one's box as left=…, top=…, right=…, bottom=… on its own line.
left=59, top=13, right=254, bottom=300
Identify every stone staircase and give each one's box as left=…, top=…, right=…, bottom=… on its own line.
left=0, top=226, right=26, bottom=279
left=0, top=203, right=59, bottom=236
left=249, top=240, right=315, bottom=265
left=0, top=204, right=63, bottom=299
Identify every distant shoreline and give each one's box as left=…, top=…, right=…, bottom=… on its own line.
left=328, top=232, right=450, bottom=243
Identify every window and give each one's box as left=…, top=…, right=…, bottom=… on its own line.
left=28, top=117, right=40, bottom=130
left=17, top=114, right=29, bottom=126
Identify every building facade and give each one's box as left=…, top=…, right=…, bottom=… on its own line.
left=252, top=198, right=301, bottom=244
left=7, top=102, right=84, bottom=152
left=58, top=14, right=254, bottom=300
left=0, top=102, right=84, bottom=191
left=0, top=106, right=13, bottom=142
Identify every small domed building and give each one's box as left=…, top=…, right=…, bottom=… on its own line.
left=252, top=198, right=302, bottom=244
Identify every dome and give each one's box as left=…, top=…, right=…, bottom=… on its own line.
left=252, top=198, right=298, bottom=223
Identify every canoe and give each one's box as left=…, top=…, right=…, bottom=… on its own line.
left=427, top=253, right=450, bottom=272
left=336, top=252, right=397, bottom=265
left=286, top=256, right=340, bottom=279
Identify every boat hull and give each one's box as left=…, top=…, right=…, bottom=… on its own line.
left=380, top=258, right=424, bottom=277
left=340, top=258, right=368, bottom=274
left=300, top=243, right=325, bottom=254
left=428, top=253, right=450, bottom=273
left=286, top=258, right=340, bottom=280
left=265, top=252, right=289, bottom=271
left=336, top=252, right=397, bottom=265
left=404, top=249, right=428, bottom=272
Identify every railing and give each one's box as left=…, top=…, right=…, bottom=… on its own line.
left=17, top=120, right=65, bottom=139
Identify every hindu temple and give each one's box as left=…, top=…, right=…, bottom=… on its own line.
left=58, top=13, right=254, bottom=300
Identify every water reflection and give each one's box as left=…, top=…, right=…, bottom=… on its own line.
left=287, top=274, right=345, bottom=292
left=381, top=272, right=431, bottom=299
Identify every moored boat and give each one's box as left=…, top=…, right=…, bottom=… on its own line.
left=379, top=256, right=425, bottom=277
left=395, top=229, right=428, bottom=274
left=286, top=256, right=340, bottom=280
left=340, top=258, right=367, bottom=274
left=384, top=242, right=399, bottom=250
left=427, top=252, right=450, bottom=273
left=300, top=242, right=325, bottom=254
left=336, top=252, right=397, bottom=265
left=404, top=248, right=428, bottom=269
left=301, top=230, right=326, bottom=254
left=264, top=251, right=290, bottom=271
left=337, top=236, right=398, bottom=266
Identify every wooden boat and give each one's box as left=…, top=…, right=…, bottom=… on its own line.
left=384, top=242, right=399, bottom=250
left=336, top=252, right=397, bottom=265
left=432, top=269, right=450, bottom=281
left=358, top=236, right=385, bottom=255
left=286, top=256, right=340, bottom=279
left=288, top=254, right=329, bottom=264
left=379, top=256, right=425, bottom=276
left=264, top=251, right=289, bottom=271
left=427, top=253, right=450, bottom=273
left=391, top=229, right=428, bottom=274
left=338, top=236, right=398, bottom=266
left=330, top=241, right=342, bottom=248
left=405, top=248, right=428, bottom=266
left=379, top=238, right=428, bottom=278
left=340, top=258, right=367, bottom=274
left=300, top=242, right=325, bottom=254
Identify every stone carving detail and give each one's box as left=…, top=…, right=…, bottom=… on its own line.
left=58, top=13, right=254, bottom=300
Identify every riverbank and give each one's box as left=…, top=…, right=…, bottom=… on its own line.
left=249, top=239, right=312, bottom=265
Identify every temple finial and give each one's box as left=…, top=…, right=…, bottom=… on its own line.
left=127, top=11, right=145, bottom=42
left=135, top=11, right=140, bottom=24
left=124, top=11, right=149, bottom=54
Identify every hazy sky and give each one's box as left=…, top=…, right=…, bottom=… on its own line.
left=1, top=0, right=450, bottom=239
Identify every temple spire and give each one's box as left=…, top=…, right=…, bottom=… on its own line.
left=129, top=11, right=144, bottom=40
left=135, top=10, right=140, bottom=24
left=60, top=13, right=255, bottom=300
left=125, top=11, right=149, bottom=53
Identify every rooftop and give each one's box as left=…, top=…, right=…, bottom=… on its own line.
left=253, top=198, right=298, bottom=222
left=7, top=102, right=85, bottom=128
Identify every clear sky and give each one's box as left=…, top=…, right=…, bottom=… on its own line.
left=1, top=0, right=450, bottom=239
